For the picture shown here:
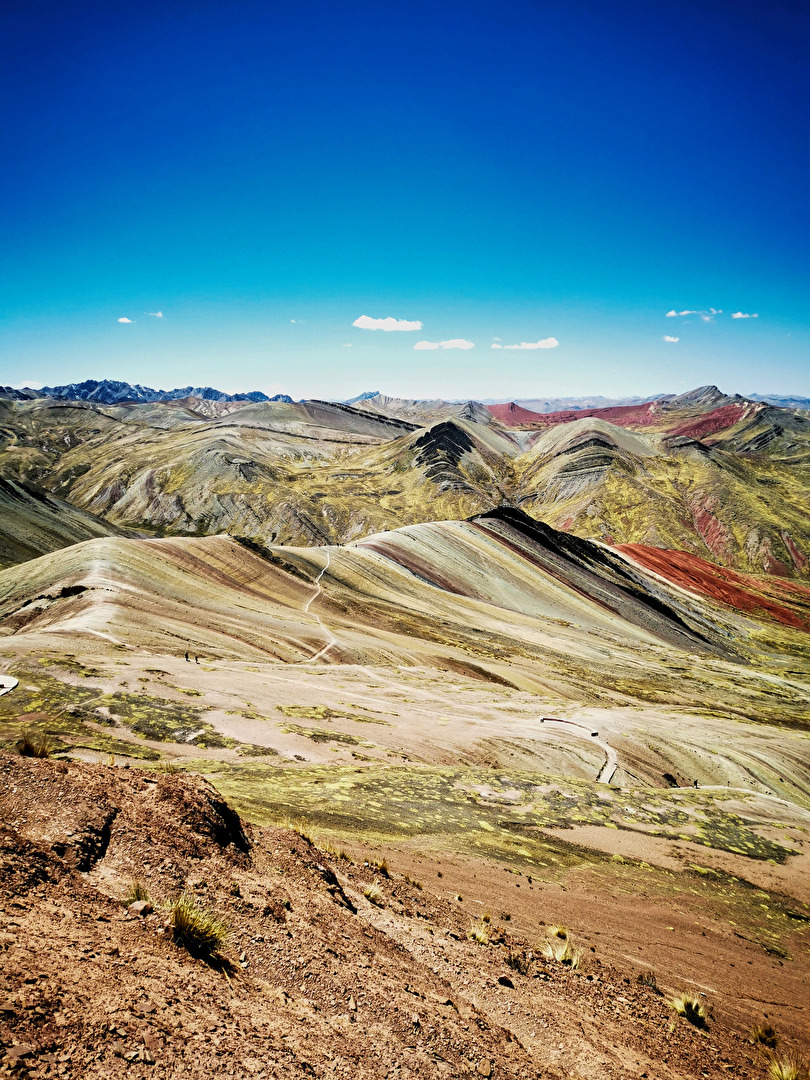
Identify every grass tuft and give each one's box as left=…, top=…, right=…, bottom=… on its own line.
left=548, top=924, right=568, bottom=940
left=637, top=970, right=663, bottom=995
left=284, top=817, right=314, bottom=845
left=766, top=1049, right=807, bottom=1080
left=363, top=880, right=384, bottom=905
left=467, top=922, right=489, bottom=946
left=542, top=932, right=582, bottom=968
left=670, top=991, right=709, bottom=1029
left=168, top=893, right=230, bottom=960
left=751, top=1024, right=779, bottom=1049
left=154, top=759, right=181, bottom=775
left=319, top=839, right=351, bottom=862
left=122, top=879, right=150, bottom=906
left=371, top=857, right=390, bottom=878
left=17, top=731, right=52, bottom=758
left=505, top=950, right=529, bottom=974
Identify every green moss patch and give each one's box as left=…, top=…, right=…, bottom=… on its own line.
left=278, top=704, right=391, bottom=725
left=278, top=722, right=369, bottom=746
left=0, top=663, right=234, bottom=756
left=200, top=762, right=798, bottom=865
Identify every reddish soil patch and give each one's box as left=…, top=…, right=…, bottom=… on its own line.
left=616, top=544, right=810, bottom=630
left=487, top=402, right=547, bottom=425
left=488, top=401, right=665, bottom=429
left=670, top=403, right=753, bottom=441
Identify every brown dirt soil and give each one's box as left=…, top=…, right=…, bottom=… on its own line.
left=2, top=752, right=808, bottom=1079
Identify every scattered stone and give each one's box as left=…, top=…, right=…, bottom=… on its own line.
left=128, top=900, right=153, bottom=917
left=477, top=1059, right=493, bottom=1077
left=348, top=996, right=357, bottom=1011
left=4, top=1044, right=35, bottom=1063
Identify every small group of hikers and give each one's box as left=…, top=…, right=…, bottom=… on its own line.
left=184, top=652, right=199, bottom=664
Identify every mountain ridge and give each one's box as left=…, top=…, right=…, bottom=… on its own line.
left=1, top=379, right=292, bottom=405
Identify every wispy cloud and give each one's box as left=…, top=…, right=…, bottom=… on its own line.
left=11, top=380, right=44, bottom=389
left=148, top=310, right=163, bottom=318
left=731, top=311, right=759, bottom=319
left=353, top=315, right=422, bottom=331
left=413, top=339, right=475, bottom=350
left=117, top=317, right=134, bottom=323
left=666, top=307, right=721, bottom=321
left=342, top=342, right=353, bottom=347
left=663, top=335, right=680, bottom=343
left=290, top=318, right=305, bottom=324
left=491, top=337, right=559, bottom=350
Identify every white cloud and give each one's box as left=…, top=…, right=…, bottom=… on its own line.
left=495, top=337, right=559, bottom=350
left=731, top=311, right=759, bottom=319
left=666, top=308, right=721, bottom=321
left=413, top=339, right=474, bottom=350
left=353, top=315, right=422, bottom=331
left=491, top=344, right=502, bottom=350
left=492, top=336, right=501, bottom=341
left=342, top=342, right=353, bottom=347
left=663, top=335, right=680, bottom=343
left=117, top=316, right=134, bottom=323
left=148, top=310, right=163, bottom=318
left=11, top=379, right=44, bottom=389
left=290, top=318, right=306, bottom=324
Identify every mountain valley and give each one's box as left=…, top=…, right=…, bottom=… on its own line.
left=1, top=381, right=809, bottom=1076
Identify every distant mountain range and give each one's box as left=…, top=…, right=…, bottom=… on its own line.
left=348, top=389, right=810, bottom=412
left=2, top=380, right=808, bottom=411
left=747, top=393, right=810, bottom=410
left=0, top=379, right=292, bottom=405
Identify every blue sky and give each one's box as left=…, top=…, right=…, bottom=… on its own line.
left=1, top=0, right=808, bottom=400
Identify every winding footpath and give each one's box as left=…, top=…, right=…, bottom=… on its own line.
left=300, top=550, right=337, bottom=663
left=539, top=717, right=619, bottom=784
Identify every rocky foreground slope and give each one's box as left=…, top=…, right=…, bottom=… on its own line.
left=2, top=751, right=805, bottom=1080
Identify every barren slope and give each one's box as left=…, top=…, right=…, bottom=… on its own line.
left=4, top=753, right=807, bottom=1080
left=0, top=476, right=123, bottom=569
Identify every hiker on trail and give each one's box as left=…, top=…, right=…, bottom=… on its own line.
left=185, top=652, right=189, bottom=662
left=195, top=656, right=199, bottom=664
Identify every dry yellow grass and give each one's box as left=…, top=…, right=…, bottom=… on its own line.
left=168, top=893, right=230, bottom=959
left=542, top=932, right=582, bottom=969
left=766, top=1049, right=807, bottom=1080
left=751, top=1024, right=779, bottom=1049
left=17, top=731, right=52, bottom=758
left=363, top=880, right=384, bottom=905
left=670, top=991, right=709, bottom=1029
left=121, top=879, right=150, bottom=906
left=467, top=923, right=489, bottom=946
